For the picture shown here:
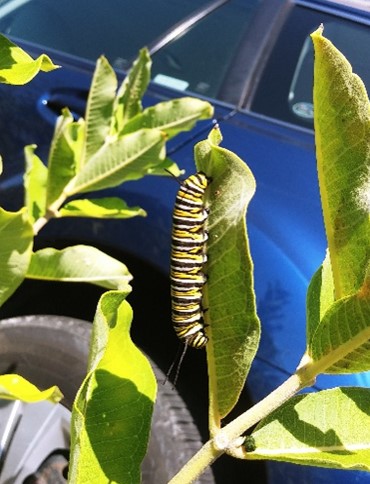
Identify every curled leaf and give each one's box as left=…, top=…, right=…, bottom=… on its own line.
left=0, top=374, right=62, bottom=403
left=196, top=126, right=260, bottom=423
left=0, top=34, right=58, bottom=84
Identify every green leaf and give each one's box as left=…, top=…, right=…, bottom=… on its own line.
left=0, top=374, right=62, bottom=403
left=312, top=26, right=370, bottom=298
left=59, top=198, right=146, bottom=219
left=306, top=251, right=335, bottom=345
left=309, top=269, right=370, bottom=373
left=196, top=126, right=260, bottom=421
left=0, top=34, right=58, bottom=85
left=27, top=246, right=132, bottom=291
left=0, top=208, right=33, bottom=307
left=250, top=387, right=370, bottom=472
left=69, top=292, right=156, bottom=484
left=146, top=156, right=183, bottom=177
left=24, top=145, right=48, bottom=223
left=46, top=110, right=85, bottom=206
left=122, top=97, right=214, bottom=139
left=85, top=56, right=117, bottom=163
left=65, top=128, right=166, bottom=195
left=111, top=47, right=151, bottom=135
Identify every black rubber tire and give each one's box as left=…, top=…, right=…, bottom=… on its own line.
left=0, top=315, right=214, bottom=483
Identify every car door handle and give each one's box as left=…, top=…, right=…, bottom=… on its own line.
left=40, top=88, right=88, bottom=123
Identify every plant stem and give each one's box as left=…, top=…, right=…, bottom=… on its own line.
left=169, top=440, right=223, bottom=484
left=171, top=340, right=356, bottom=484
left=169, top=372, right=306, bottom=484
left=170, top=302, right=369, bottom=484
left=33, top=190, right=69, bottom=235
left=33, top=212, right=53, bottom=235
left=215, top=373, right=304, bottom=447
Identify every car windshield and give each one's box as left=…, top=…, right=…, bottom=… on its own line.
left=0, top=0, right=261, bottom=100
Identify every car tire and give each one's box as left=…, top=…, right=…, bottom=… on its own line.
left=0, top=315, right=214, bottom=483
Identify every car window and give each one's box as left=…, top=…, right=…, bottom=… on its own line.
left=0, top=0, right=260, bottom=99
left=0, top=0, right=211, bottom=68
left=251, top=6, right=370, bottom=128
left=288, top=21, right=370, bottom=123
left=151, top=0, right=261, bottom=99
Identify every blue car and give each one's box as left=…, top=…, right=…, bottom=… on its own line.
left=0, top=1, right=369, bottom=482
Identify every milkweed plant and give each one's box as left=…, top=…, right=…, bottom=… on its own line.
left=0, top=24, right=369, bottom=483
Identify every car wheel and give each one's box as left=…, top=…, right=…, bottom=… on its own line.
left=0, top=315, right=214, bottom=483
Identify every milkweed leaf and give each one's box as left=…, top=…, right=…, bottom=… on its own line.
left=27, top=245, right=132, bottom=291
left=24, top=145, right=48, bottom=223
left=0, top=208, right=33, bottom=307
left=196, top=125, right=260, bottom=423
left=69, top=292, right=156, bottom=484
left=0, top=34, right=58, bottom=85
left=85, top=56, right=117, bottom=162
left=0, top=374, right=62, bottom=403
left=312, top=26, right=370, bottom=299
left=250, top=387, right=370, bottom=472
left=59, top=198, right=146, bottom=219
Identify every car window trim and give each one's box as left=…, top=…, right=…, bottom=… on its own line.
left=146, top=0, right=230, bottom=57
left=249, top=1, right=370, bottom=129
left=296, top=0, right=370, bottom=20
left=219, top=0, right=292, bottom=108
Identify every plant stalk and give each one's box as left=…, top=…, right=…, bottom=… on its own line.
left=33, top=212, right=53, bottom=235
left=33, top=190, right=70, bottom=235
left=168, top=440, right=223, bottom=484
left=170, top=339, right=357, bottom=484
left=169, top=372, right=306, bottom=484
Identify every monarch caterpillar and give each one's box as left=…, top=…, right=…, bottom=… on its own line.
left=170, top=172, right=210, bottom=349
